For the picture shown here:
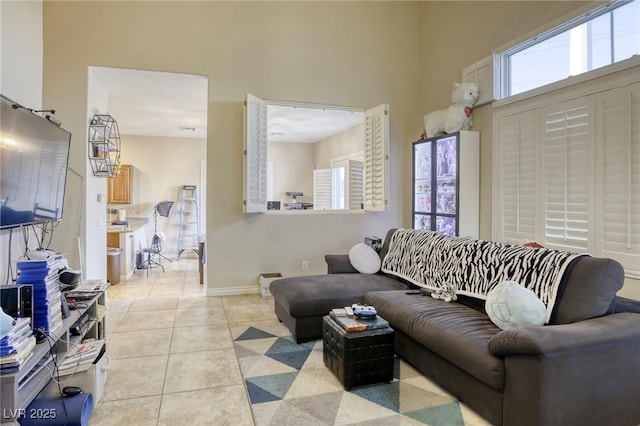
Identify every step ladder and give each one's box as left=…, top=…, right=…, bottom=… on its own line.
left=177, top=185, right=200, bottom=259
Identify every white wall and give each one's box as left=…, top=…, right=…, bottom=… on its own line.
left=81, top=68, right=110, bottom=280
left=0, top=1, right=42, bottom=107
left=0, top=0, right=43, bottom=286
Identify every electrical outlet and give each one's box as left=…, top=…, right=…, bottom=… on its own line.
left=302, top=260, right=309, bottom=270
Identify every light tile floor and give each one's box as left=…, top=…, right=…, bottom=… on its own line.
left=90, top=253, right=262, bottom=425
left=89, top=254, right=489, bottom=426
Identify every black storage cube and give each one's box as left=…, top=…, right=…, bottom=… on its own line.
left=322, top=315, right=394, bottom=390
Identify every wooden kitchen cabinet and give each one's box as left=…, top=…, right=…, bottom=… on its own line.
left=108, top=164, right=132, bottom=204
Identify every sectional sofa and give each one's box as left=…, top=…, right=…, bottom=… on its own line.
left=270, top=228, right=640, bottom=426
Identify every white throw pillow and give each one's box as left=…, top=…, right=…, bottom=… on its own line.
left=348, top=243, right=381, bottom=274
left=485, top=280, right=547, bottom=330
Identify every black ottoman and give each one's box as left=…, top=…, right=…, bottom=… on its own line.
left=322, top=315, right=395, bottom=390
left=270, top=273, right=408, bottom=343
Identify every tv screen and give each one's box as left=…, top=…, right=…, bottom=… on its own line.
left=0, top=94, right=71, bottom=229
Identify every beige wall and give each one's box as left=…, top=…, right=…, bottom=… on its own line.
left=314, top=123, right=364, bottom=169
left=41, top=1, right=635, bottom=297
left=119, top=135, right=206, bottom=253
left=417, top=1, right=594, bottom=240
left=42, top=1, right=422, bottom=293
left=268, top=142, right=314, bottom=205
left=417, top=1, right=638, bottom=298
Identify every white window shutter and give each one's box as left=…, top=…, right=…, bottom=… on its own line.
left=363, top=104, right=389, bottom=212
left=348, top=160, right=364, bottom=209
left=495, top=109, right=539, bottom=243
left=244, top=93, right=268, bottom=213
left=462, top=55, right=494, bottom=107
left=595, top=82, right=640, bottom=277
left=541, top=98, right=593, bottom=251
left=313, top=168, right=333, bottom=210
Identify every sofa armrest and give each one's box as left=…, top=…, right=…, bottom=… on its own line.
left=488, top=313, right=640, bottom=357
left=324, top=254, right=359, bottom=274
left=494, top=313, right=640, bottom=426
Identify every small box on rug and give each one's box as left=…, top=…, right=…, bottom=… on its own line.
left=259, top=273, right=283, bottom=298
left=322, top=315, right=394, bottom=390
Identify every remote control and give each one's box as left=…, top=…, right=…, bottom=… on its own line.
left=352, top=304, right=377, bottom=319
left=344, top=306, right=354, bottom=316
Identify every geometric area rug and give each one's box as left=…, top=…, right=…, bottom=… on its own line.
left=233, top=323, right=488, bottom=426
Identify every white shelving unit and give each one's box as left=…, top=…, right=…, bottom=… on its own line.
left=0, top=288, right=107, bottom=424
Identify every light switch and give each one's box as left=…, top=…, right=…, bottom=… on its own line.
left=97, top=193, right=103, bottom=202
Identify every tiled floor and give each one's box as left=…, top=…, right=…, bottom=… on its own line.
left=90, top=254, right=489, bottom=426
left=90, top=253, right=270, bottom=425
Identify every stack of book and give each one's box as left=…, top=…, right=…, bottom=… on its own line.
left=57, top=339, right=104, bottom=376
left=329, top=307, right=389, bottom=332
left=16, top=255, right=65, bottom=335
left=0, top=318, right=36, bottom=373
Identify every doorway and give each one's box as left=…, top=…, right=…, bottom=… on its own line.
left=86, top=66, right=208, bottom=283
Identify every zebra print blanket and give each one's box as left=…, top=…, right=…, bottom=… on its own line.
left=381, top=229, right=586, bottom=320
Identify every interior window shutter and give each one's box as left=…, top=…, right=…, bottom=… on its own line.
left=495, top=109, right=539, bottom=243
left=244, top=93, right=268, bottom=213
left=541, top=99, right=593, bottom=251
left=363, top=104, right=389, bottom=212
left=595, top=82, right=640, bottom=277
left=348, top=160, right=364, bottom=209
left=313, top=168, right=333, bottom=210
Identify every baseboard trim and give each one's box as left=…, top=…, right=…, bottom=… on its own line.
left=206, top=286, right=260, bottom=297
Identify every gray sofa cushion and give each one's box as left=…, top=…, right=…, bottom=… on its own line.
left=269, top=273, right=408, bottom=318
left=551, top=257, right=624, bottom=324
left=365, top=290, right=505, bottom=390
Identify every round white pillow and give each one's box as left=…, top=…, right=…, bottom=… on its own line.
left=348, top=243, right=381, bottom=274
left=485, top=280, right=547, bottom=330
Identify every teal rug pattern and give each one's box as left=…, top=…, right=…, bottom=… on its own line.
left=233, top=322, right=487, bottom=426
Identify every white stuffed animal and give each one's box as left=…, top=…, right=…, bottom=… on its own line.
left=423, top=82, right=479, bottom=138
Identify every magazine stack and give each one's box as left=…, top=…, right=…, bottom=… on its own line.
left=328, top=307, right=389, bottom=332
left=0, top=318, right=36, bottom=374
left=58, top=338, right=105, bottom=376
left=16, top=254, right=65, bottom=335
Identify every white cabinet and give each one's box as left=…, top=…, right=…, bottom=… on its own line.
left=0, top=288, right=107, bottom=422
left=120, top=227, right=146, bottom=279
left=107, top=225, right=146, bottom=280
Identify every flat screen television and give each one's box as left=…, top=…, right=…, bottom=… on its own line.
left=0, top=94, right=71, bottom=229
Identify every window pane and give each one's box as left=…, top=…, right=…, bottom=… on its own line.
left=614, top=0, right=640, bottom=61
left=503, top=0, right=639, bottom=98
left=588, top=14, right=612, bottom=70
left=509, top=32, right=571, bottom=96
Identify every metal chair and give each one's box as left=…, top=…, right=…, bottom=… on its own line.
left=139, top=232, right=166, bottom=275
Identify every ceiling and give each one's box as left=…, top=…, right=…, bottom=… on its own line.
left=267, top=105, right=364, bottom=143
left=91, top=67, right=208, bottom=139
left=92, top=67, right=365, bottom=142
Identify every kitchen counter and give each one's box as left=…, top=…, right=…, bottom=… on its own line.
left=106, top=217, right=149, bottom=233
left=106, top=223, right=146, bottom=233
